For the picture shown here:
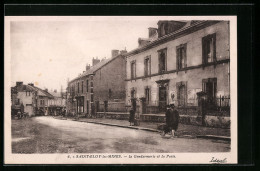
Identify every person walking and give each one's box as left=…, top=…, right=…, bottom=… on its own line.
left=169, top=103, right=179, bottom=137
left=162, top=105, right=172, bottom=136
left=129, top=108, right=135, bottom=126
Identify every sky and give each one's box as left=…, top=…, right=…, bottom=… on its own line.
left=8, top=16, right=184, bottom=91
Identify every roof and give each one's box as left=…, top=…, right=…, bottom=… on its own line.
left=48, top=91, right=62, bottom=98
left=15, top=84, right=54, bottom=98
left=125, top=20, right=219, bottom=57
left=69, top=54, right=124, bottom=83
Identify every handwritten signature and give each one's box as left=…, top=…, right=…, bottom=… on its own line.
left=210, top=157, right=227, bottom=164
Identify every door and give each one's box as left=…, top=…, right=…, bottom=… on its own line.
left=178, top=85, right=185, bottom=106
left=159, top=86, right=167, bottom=112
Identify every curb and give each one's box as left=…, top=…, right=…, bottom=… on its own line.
left=197, top=135, right=231, bottom=141
left=79, top=120, right=160, bottom=133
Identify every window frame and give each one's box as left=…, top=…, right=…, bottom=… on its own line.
left=176, top=43, right=187, bottom=70
left=158, top=48, right=167, bottom=74
left=144, top=55, right=151, bottom=77
left=202, top=33, right=216, bottom=65
left=130, top=60, right=136, bottom=79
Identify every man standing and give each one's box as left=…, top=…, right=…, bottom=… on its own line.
left=169, top=104, right=180, bottom=137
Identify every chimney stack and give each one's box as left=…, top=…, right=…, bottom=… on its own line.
left=54, top=89, right=57, bottom=93
left=120, top=50, right=127, bottom=55
left=45, top=88, right=48, bottom=92
left=16, top=82, right=23, bottom=86
left=111, top=50, right=119, bottom=58
left=148, top=27, right=157, bottom=38
left=92, top=57, right=101, bottom=66
left=86, top=64, right=91, bottom=71
left=28, top=83, right=34, bottom=87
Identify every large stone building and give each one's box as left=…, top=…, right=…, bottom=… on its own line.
left=125, top=20, right=230, bottom=115
left=67, top=50, right=127, bottom=116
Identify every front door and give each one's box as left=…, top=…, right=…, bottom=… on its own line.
left=159, top=86, right=167, bottom=112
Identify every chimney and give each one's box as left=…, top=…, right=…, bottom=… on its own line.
left=111, top=50, right=119, bottom=58
left=54, top=89, right=57, bottom=93
left=92, top=57, right=101, bottom=66
left=148, top=27, right=157, bottom=38
left=120, top=50, right=127, bottom=55
left=16, top=82, right=23, bottom=86
left=157, top=20, right=187, bottom=38
left=28, top=83, right=34, bottom=87
left=86, top=64, right=91, bottom=71
left=45, top=88, right=48, bottom=92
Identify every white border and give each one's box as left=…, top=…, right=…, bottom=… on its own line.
left=4, top=16, right=237, bottom=164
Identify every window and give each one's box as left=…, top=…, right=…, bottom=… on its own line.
left=91, top=94, right=94, bottom=102
left=145, top=87, right=150, bottom=104
left=202, top=78, right=217, bottom=104
left=202, top=33, right=216, bottom=64
left=82, top=81, right=84, bottom=93
left=86, top=80, right=89, bottom=92
left=176, top=81, right=187, bottom=106
left=90, top=82, right=93, bottom=87
left=144, top=56, right=151, bottom=77
left=158, top=48, right=167, bottom=73
left=77, top=82, right=80, bottom=93
left=108, top=89, right=112, bottom=98
left=130, top=61, right=136, bottom=79
left=176, top=43, right=187, bottom=70
left=130, top=88, right=136, bottom=99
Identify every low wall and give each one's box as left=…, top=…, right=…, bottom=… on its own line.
left=95, top=112, right=230, bottom=128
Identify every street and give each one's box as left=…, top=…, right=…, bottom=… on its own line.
left=12, top=117, right=230, bottom=153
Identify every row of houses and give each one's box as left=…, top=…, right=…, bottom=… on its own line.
left=11, top=82, right=66, bottom=116
left=67, top=20, right=230, bottom=118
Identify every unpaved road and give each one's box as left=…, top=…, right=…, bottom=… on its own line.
left=12, top=117, right=230, bottom=153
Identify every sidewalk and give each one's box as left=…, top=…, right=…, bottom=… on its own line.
left=53, top=116, right=230, bottom=141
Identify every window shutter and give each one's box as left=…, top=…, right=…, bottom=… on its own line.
left=149, top=56, right=151, bottom=76
left=213, top=33, right=217, bottom=62
left=202, top=37, right=206, bottom=65
left=184, top=44, right=187, bottom=68
left=176, top=46, right=179, bottom=71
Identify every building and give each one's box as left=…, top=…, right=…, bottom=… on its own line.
left=67, top=50, right=127, bottom=116
left=125, top=20, right=230, bottom=115
left=47, top=89, right=66, bottom=115
left=11, top=82, right=54, bottom=116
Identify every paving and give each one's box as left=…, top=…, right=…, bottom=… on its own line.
left=53, top=115, right=230, bottom=141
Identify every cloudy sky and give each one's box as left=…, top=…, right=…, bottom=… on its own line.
left=8, top=16, right=184, bottom=91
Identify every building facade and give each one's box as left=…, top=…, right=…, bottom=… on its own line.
left=125, top=20, right=230, bottom=115
left=47, top=90, right=66, bottom=115
left=11, top=82, right=54, bottom=116
left=67, top=50, right=126, bottom=116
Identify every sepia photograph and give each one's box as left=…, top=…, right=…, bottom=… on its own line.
left=4, top=16, right=237, bottom=164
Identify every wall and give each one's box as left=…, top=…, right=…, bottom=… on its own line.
left=17, top=92, right=34, bottom=116
left=67, top=75, right=92, bottom=114
left=126, top=21, right=230, bottom=110
left=126, top=21, right=229, bottom=79
left=93, top=55, right=126, bottom=103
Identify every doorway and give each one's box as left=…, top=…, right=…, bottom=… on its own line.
left=159, top=86, right=167, bottom=112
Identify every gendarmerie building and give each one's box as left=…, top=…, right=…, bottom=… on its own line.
left=125, top=20, right=230, bottom=116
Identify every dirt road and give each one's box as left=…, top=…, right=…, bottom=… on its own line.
left=12, top=117, right=230, bottom=153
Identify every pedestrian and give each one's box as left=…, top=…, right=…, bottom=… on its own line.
left=162, top=104, right=179, bottom=137
left=129, top=108, right=135, bottom=126
left=169, top=103, right=179, bottom=137
left=162, top=105, right=172, bottom=136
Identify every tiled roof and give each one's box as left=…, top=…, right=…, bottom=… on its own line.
left=16, top=84, right=54, bottom=98
left=69, top=58, right=111, bottom=83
